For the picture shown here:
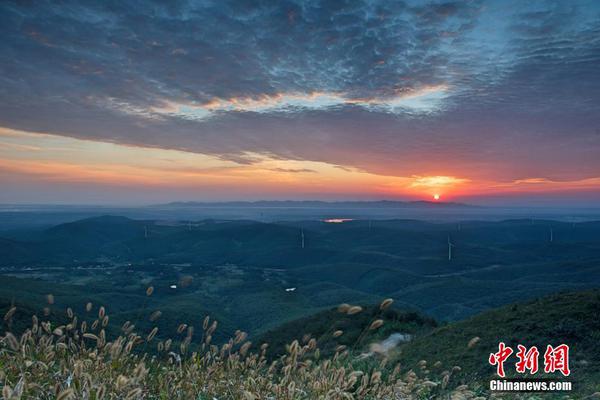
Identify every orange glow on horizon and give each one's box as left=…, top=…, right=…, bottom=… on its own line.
left=1, top=127, right=600, bottom=202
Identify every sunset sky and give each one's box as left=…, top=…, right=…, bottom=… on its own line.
left=1, top=0, right=599, bottom=205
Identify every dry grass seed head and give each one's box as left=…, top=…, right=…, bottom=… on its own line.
left=4, top=306, right=16, bottom=321
left=337, top=303, right=351, bottom=313
left=467, top=336, right=480, bottom=349
left=380, top=298, right=394, bottom=310
left=369, top=319, right=384, bottom=330
left=347, top=306, right=363, bottom=315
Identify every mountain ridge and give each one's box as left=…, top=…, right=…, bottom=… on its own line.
left=156, top=200, right=475, bottom=208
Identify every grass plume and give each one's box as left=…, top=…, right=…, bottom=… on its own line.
left=0, top=295, right=498, bottom=399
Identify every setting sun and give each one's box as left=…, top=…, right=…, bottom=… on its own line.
left=433, top=194, right=440, bottom=200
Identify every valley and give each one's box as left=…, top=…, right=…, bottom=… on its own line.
left=1, top=216, right=599, bottom=341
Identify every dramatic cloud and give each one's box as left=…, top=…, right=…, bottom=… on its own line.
left=0, top=0, right=599, bottom=202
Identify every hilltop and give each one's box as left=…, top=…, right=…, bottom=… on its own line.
left=0, top=294, right=479, bottom=400
left=255, top=289, right=600, bottom=397
left=397, top=289, right=600, bottom=395
left=259, top=305, right=437, bottom=360
left=3, top=289, right=597, bottom=398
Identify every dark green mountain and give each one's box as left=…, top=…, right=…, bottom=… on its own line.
left=1, top=216, right=600, bottom=325
left=397, top=289, right=600, bottom=395
left=259, top=305, right=437, bottom=360
left=256, top=289, right=600, bottom=397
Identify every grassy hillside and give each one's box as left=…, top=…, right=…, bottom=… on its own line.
left=397, top=289, right=600, bottom=396
left=0, top=293, right=480, bottom=400
left=0, top=290, right=600, bottom=400
left=0, top=275, right=238, bottom=344
left=253, top=290, right=600, bottom=397
left=2, top=276, right=599, bottom=396
left=259, top=305, right=437, bottom=360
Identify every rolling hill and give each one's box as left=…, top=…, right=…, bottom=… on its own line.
left=1, top=216, right=600, bottom=327
left=397, top=289, right=600, bottom=395
left=256, top=289, right=600, bottom=397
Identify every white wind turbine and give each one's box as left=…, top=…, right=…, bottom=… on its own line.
left=301, top=228, right=305, bottom=249
left=447, top=234, right=454, bottom=261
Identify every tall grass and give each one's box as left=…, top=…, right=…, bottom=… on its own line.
left=0, top=293, right=487, bottom=399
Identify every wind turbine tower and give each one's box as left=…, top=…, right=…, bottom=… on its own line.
left=301, top=228, right=305, bottom=249
left=447, top=234, right=454, bottom=261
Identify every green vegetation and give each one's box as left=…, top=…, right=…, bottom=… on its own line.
left=1, top=216, right=600, bottom=397
left=259, top=305, right=436, bottom=360
left=396, top=289, right=600, bottom=396
left=1, top=216, right=600, bottom=335
left=1, top=290, right=596, bottom=398
left=254, top=290, right=600, bottom=398
left=0, top=296, right=482, bottom=400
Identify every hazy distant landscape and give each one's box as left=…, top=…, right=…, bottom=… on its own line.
left=2, top=201, right=600, bottom=231
left=2, top=204, right=600, bottom=337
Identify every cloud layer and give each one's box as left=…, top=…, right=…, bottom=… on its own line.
left=1, top=0, right=599, bottom=191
